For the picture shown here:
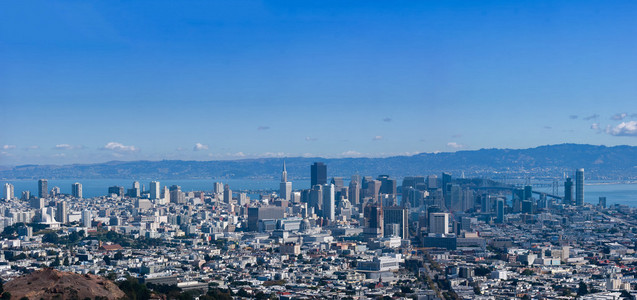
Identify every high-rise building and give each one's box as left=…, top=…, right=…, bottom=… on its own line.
left=214, top=182, right=224, bottom=194
left=576, top=168, right=584, bottom=206
left=348, top=178, right=361, bottom=206
left=363, top=204, right=384, bottom=239
left=38, top=179, right=48, bottom=198
left=365, top=179, right=382, bottom=202
left=307, top=185, right=322, bottom=216
left=495, top=198, right=505, bottom=224
left=223, top=184, right=232, bottom=204
left=564, top=177, right=573, bottom=205
left=524, top=185, right=533, bottom=200
left=162, top=186, right=170, bottom=203
left=237, top=192, right=248, bottom=206
left=429, top=212, right=449, bottom=235
left=21, top=191, right=30, bottom=201
left=427, top=175, right=438, bottom=189
left=383, top=206, right=408, bottom=239
left=31, top=197, right=44, bottom=209
left=127, top=181, right=141, bottom=198
left=82, top=210, right=92, bottom=228
left=170, top=185, right=185, bottom=204
left=150, top=181, right=161, bottom=200
left=279, top=162, right=292, bottom=201
left=599, top=196, right=607, bottom=208
left=108, top=186, right=124, bottom=197
left=56, top=201, right=68, bottom=224
left=247, top=206, right=285, bottom=231
left=330, top=177, right=344, bottom=190
left=441, top=173, right=452, bottom=200
left=71, top=182, right=83, bottom=198
left=311, top=162, right=327, bottom=187
left=3, top=183, right=14, bottom=200
left=322, top=183, right=335, bottom=222
left=377, top=175, right=397, bottom=196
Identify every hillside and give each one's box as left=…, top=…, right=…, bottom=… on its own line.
left=3, top=268, right=125, bottom=300
left=1, top=144, right=637, bottom=180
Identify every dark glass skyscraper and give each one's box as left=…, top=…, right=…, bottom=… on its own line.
left=38, top=179, right=48, bottom=198
left=564, top=177, right=573, bottom=205
left=311, top=162, right=327, bottom=187
left=576, top=168, right=584, bottom=206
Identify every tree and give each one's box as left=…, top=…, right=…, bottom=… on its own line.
left=578, top=281, right=589, bottom=296
left=43, top=232, right=60, bottom=244
left=104, top=255, right=111, bottom=265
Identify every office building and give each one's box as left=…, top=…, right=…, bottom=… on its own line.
left=162, top=186, right=170, bottom=203
left=311, top=162, right=327, bottom=187
left=31, top=197, right=44, bottom=209
left=223, top=184, right=232, bottom=204
left=348, top=178, right=360, bottom=206
left=564, top=178, right=573, bottom=205
left=322, top=183, right=335, bottom=221
left=108, top=186, right=125, bottom=197
left=237, top=192, right=248, bottom=206
left=384, top=206, right=408, bottom=239
left=430, top=212, right=450, bottom=235
left=377, top=175, right=397, bottom=196
left=214, top=182, right=224, bottom=194
left=150, top=181, right=160, bottom=200
left=496, top=198, right=505, bottom=224
left=279, top=162, right=292, bottom=201
left=56, top=201, right=68, bottom=224
left=82, top=210, right=92, bottom=228
left=170, top=185, right=185, bottom=204
left=309, top=185, right=323, bottom=215
left=524, top=185, right=532, bottom=200
left=442, top=173, right=452, bottom=200
left=3, top=183, right=14, bottom=200
left=363, top=204, right=384, bottom=239
left=38, top=179, right=48, bottom=198
left=576, top=168, right=584, bottom=206
left=599, top=196, right=607, bottom=208
left=247, top=206, right=285, bottom=231
left=71, top=182, right=82, bottom=198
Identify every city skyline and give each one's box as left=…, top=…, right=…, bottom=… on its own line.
left=2, top=1, right=637, bottom=165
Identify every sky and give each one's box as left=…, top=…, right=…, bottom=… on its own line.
left=1, top=1, right=637, bottom=165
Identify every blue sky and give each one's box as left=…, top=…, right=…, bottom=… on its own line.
left=1, top=1, right=637, bottom=165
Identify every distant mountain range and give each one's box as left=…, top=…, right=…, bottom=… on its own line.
left=2, top=144, right=637, bottom=180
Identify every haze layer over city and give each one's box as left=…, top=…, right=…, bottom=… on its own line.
left=1, top=1, right=637, bottom=300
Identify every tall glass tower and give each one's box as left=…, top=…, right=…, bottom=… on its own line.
left=575, top=168, right=584, bottom=206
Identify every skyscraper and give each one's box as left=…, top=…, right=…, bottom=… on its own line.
left=150, top=181, right=161, bottom=200
left=38, top=179, right=48, bottom=198
left=311, top=162, right=327, bottom=187
left=82, top=210, right=92, bottom=228
left=322, top=183, right=335, bottom=222
left=223, top=184, right=232, bottom=204
left=170, top=185, right=185, bottom=204
left=429, top=212, right=450, bottom=235
left=348, top=178, right=361, bottom=206
left=214, top=182, right=224, bottom=194
left=56, top=201, right=68, bottom=224
left=564, top=177, right=573, bottom=205
left=279, top=162, right=292, bottom=201
left=495, top=198, right=505, bottom=224
left=71, top=182, right=83, bottom=198
left=576, top=168, right=584, bottom=206
left=309, top=185, right=323, bottom=215
left=383, top=206, right=409, bottom=239
left=3, top=183, right=14, bottom=200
